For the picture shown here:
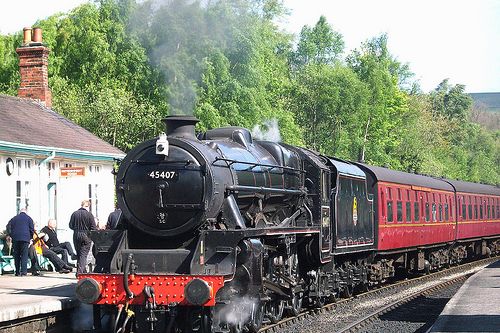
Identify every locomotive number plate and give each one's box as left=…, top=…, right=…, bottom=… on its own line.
left=148, top=171, right=178, bottom=180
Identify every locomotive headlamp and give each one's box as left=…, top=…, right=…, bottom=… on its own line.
left=184, top=278, right=211, bottom=306
left=156, top=133, right=169, bottom=156
left=75, top=278, right=102, bottom=304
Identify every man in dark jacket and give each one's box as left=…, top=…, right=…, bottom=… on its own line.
left=6, top=208, right=34, bottom=276
left=106, top=207, right=122, bottom=230
left=69, top=200, right=97, bottom=273
left=41, top=218, right=77, bottom=265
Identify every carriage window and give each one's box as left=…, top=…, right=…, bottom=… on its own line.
left=397, top=201, right=403, bottom=222
left=432, top=203, right=437, bottom=222
left=480, top=205, right=483, bottom=220
left=474, top=205, right=478, bottom=220
left=406, top=202, right=411, bottom=222
left=439, top=204, right=443, bottom=221
left=445, top=204, right=449, bottom=221
left=487, top=205, right=491, bottom=219
left=425, top=203, right=430, bottom=222
left=462, top=204, right=466, bottom=220
left=414, top=202, right=420, bottom=222
left=468, top=204, right=472, bottom=220
left=387, top=201, right=393, bottom=222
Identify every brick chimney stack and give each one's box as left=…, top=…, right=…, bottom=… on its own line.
left=16, top=27, right=52, bottom=108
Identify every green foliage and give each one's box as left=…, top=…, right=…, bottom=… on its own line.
left=292, top=15, right=344, bottom=67
left=0, top=33, right=21, bottom=95
left=430, top=79, right=472, bottom=120
left=290, top=63, right=368, bottom=156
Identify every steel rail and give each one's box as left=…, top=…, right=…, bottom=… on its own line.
left=259, top=256, right=499, bottom=333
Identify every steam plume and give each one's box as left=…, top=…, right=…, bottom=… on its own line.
left=128, top=0, right=255, bottom=115
left=252, top=118, right=282, bottom=142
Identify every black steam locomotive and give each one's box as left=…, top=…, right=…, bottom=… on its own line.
left=76, top=116, right=415, bottom=332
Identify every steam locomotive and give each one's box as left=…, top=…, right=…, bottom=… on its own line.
left=76, top=116, right=500, bottom=333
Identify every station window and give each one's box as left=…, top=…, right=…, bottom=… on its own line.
left=445, top=204, right=449, bottom=221
left=387, top=201, right=393, bottom=222
left=406, top=202, right=411, bottom=222
left=397, top=201, right=403, bottom=222
left=425, top=203, right=430, bottom=222
left=414, top=202, right=420, bottom=222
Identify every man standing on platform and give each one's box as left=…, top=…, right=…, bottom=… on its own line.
left=69, top=200, right=97, bottom=273
left=106, top=205, right=122, bottom=230
left=41, top=218, right=77, bottom=266
left=6, top=208, right=34, bottom=276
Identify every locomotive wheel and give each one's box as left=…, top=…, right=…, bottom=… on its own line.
left=266, top=300, right=285, bottom=324
left=247, top=301, right=265, bottom=333
left=185, top=307, right=212, bottom=333
left=341, top=285, right=354, bottom=298
left=286, top=292, right=303, bottom=316
left=314, top=296, right=326, bottom=308
left=230, top=321, right=244, bottom=333
left=285, top=252, right=303, bottom=316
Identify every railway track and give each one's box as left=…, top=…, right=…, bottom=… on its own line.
left=259, top=256, right=498, bottom=333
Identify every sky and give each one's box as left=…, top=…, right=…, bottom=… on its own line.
left=0, top=0, right=499, bottom=93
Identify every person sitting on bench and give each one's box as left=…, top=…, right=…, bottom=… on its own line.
left=40, top=219, right=77, bottom=266
left=30, top=232, right=72, bottom=275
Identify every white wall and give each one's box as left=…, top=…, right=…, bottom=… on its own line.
left=0, top=154, right=117, bottom=245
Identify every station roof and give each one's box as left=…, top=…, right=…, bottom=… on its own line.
left=0, top=94, right=124, bottom=158
left=356, top=163, right=454, bottom=192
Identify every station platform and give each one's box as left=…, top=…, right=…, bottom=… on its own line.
left=429, top=260, right=500, bottom=332
left=0, top=272, right=78, bottom=323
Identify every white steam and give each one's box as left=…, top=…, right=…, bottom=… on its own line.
left=216, top=296, right=258, bottom=329
left=128, top=0, right=253, bottom=115
left=252, top=119, right=281, bottom=142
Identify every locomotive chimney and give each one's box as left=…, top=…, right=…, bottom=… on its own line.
left=163, top=116, right=199, bottom=140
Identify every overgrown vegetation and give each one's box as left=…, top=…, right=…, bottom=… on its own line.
left=0, top=0, right=498, bottom=184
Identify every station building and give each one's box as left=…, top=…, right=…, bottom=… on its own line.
left=0, top=27, right=124, bottom=243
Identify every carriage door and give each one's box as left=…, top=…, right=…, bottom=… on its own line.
left=320, top=171, right=332, bottom=261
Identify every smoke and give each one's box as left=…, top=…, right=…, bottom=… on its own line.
left=128, top=0, right=256, bottom=115
left=215, top=296, right=258, bottom=329
left=252, top=118, right=282, bottom=142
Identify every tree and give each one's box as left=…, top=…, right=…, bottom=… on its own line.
left=292, top=16, right=344, bottom=68
left=430, top=79, right=472, bottom=120
left=346, top=34, right=409, bottom=168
